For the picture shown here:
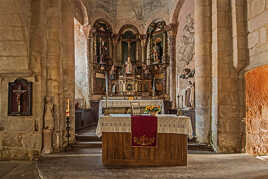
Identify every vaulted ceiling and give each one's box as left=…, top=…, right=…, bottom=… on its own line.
left=80, top=0, right=179, bottom=33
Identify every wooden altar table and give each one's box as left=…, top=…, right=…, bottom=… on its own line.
left=96, top=114, right=192, bottom=166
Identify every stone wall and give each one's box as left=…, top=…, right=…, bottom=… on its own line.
left=245, top=0, right=268, bottom=155
left=0, top=0, right=43, bottom=160
left=211, top=0, right=245, bottom=153
left=0, top=0, right=31, bottom=73
left=246, top=65, right=268, bottom=155
left=247, top=0, right=268, bottom=70
left=74, top=18, right=89, bottom=108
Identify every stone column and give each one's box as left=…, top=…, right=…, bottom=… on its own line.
left=167, top=28, right=177, bottom=108
left=140, top=35, right=146, bottom=64
left=62, top=0, right=75, bottom=146
left=42, top=0, right=62, bottom=153
left=194, top=0, right=212, bottom=144
left=211, top=0, right=243, bottom=153
left=88, top=34, right=93, bottom=105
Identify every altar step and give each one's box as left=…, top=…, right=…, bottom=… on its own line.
left=74, top=136, right=214, bottom=152
left=75, top=134, right=101, bottom=142
left=73, top=141, right=102, bottom=148
left=188, top=143, right=214, bottom=152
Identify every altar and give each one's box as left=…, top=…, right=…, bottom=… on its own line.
left=96, top=114, right=192, bottom=166
left=98, top=99, right=164, bottom=118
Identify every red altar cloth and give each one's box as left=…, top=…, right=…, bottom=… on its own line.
left=131, top=115, right=157, bottom=147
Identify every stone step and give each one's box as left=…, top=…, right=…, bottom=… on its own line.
left=72, top=140, right=214, bottom=152
left=188, top=143, right=214, bottom=152
left=73, top=141, right=102, bottom=148
left=75, top=135, right=101, bottom=142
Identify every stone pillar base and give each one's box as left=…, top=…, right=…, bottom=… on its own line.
left=42, top=129, right=53, bottom=154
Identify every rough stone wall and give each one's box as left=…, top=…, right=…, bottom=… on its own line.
left=74, top=18, right=89, bottom=108
left=0, top=0, right=77, bottom=160
left=245, top=0, right=268, bottom=154
left=175, top=0, right=194, bottom=105
left=0, top=0, right=43, bottom=160
left=246, top=66, right=268, bottom=155
left=0, top=0, right=31, bottom=73
left=247, top=0, right=268, bottom=70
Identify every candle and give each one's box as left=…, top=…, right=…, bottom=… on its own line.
left=66, top=98, right=70, bottom=117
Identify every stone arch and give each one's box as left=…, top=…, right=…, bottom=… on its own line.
left=118, top=24, right=140, bottom=36
left=91, top=15, right=114, bottom=31
left=74, top=0, right=88, bottom=25
left=170, top=0, right=186, bottom=24
left=93, top=18, right=113, bottom=33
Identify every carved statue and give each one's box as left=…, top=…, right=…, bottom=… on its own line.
left=44, top=96, right=54, bottom=130
left=125, top=57, right=133, bottom=74
left=153, top=38, right=163, bottom=63
left=185, top=81, right=195, bottom=109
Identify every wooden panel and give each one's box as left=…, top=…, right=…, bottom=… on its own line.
left=102, top=132, right=187, bottom=166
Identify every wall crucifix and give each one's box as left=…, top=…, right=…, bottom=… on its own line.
left=8, top=78, right=32, bottom=116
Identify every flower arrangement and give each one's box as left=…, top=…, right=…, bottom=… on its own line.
left=145, top=105, right=161, bottom=115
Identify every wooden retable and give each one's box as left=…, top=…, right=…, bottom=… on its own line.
left=97, top=114, right=192, bottom=167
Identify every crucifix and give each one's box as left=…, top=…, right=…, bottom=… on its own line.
left=12, top=85, right=27, bottom=113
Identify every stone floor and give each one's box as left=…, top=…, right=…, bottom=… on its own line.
left=2, top=153, right=268, bottom=179
left=76, top=126, right=97, bottom=136
left=36, top=152, right=268, bottom=179
left=1, top=127, right=268, bottom=179
left=0, top=161, right=39, bottom=179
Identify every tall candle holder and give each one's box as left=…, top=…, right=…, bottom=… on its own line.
left=65, top=98, right=71, bottom=151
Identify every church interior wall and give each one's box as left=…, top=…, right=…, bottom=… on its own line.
left=2, top=0, right=268, bottom=160
left=246, top=65, right=268, bottom=155
left=74, top=16, right=90, bottom=109
left=175, top=0, right=194, bottom=108
left=244, top=0, right=268, bottom=155
left=0, top=0, right=43, bottom=160
left=247, top=0, right=268, bottom=71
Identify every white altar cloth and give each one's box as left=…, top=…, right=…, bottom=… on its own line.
left=96, top=114, right=193, bottom=139
left=98, top=100, right=164, bottom=119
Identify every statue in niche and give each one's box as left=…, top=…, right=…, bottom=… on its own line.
left=184, top=81, right=195, bottom=109
left=152, top=37, right=163, bottom=63
left=44, top=96, right=55, bottom=130
left=112, top=83, right=116, bottom=95
left=109, top=64, right=115, bottom=80
left=100, top=39, right=109, bottom=64
left=142, top=64, right=150, bottom=78
left=125, top=57, right=133, bottom=74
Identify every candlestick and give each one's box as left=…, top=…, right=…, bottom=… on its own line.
left=66, top=98, right=70, bottom=117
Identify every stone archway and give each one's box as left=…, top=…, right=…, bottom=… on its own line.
left=246, top=65, right=268, bottom=155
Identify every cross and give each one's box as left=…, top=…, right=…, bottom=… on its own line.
left=12, top=85, right=27, bottom=113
